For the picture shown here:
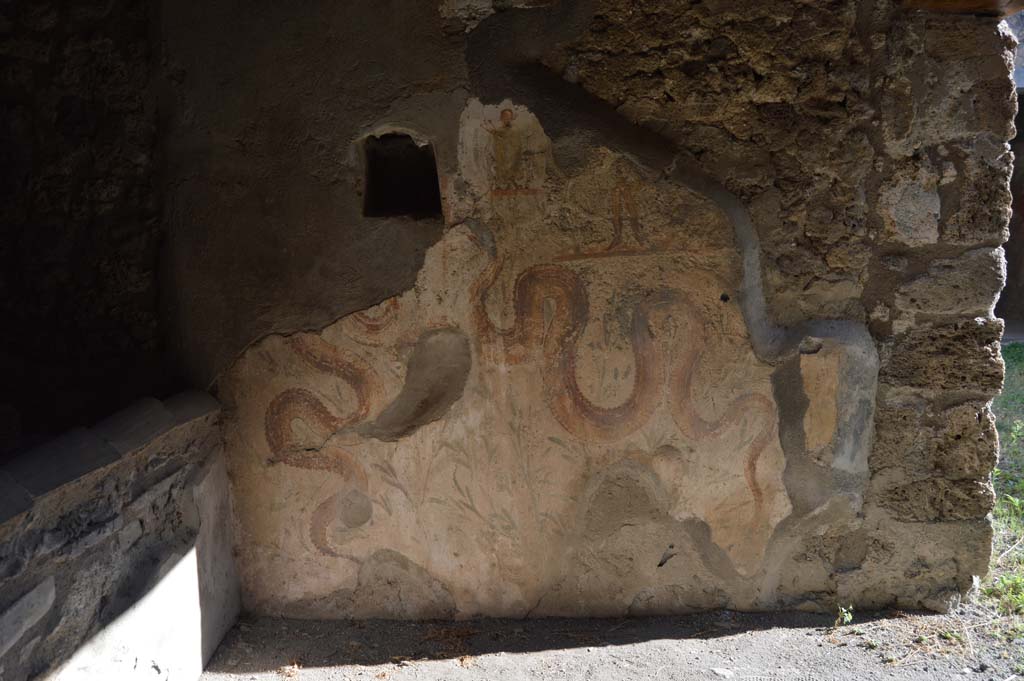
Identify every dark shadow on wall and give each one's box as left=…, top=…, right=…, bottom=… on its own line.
left=31, top=541, right=234, bottom=679
left=0, top=0, right=186, bottom=463
left=997, top=90, right=1024, bottom=337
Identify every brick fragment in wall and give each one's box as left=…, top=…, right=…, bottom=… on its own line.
left=3, top=429, right=120, bottom=497
left=879, top=317, right=1003, bottom=394
left=0, top=472, right=32, bottom=525
left=91, top=398, right=175, bottom=457
left=162, top=391, right=221, bottom=425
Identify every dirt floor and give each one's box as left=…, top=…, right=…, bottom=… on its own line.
left=201, top=607, right=1023, bottom=681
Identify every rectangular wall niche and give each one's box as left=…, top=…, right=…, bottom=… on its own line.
left=362, top=133, right=442, bottom=219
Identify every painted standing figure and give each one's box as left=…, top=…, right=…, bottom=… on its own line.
left=482, top=108, right=524, bottom=190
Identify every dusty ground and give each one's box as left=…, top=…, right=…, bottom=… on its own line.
left=201, top=608, right=1022, bottom=681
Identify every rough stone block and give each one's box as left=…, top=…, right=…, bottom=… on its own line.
left=870, top=396, right=928, bottom=473
left=924, top=15, right=1014, bottom=61
left=837, top=514, right=992, bottom=611
left=870, top=397, right=998, bottom=481
left=3, top=429, right=119, bottom=497
left=0, top=472, right=32, bottom=525
left=893, top=247, right=1004, bottom=323
left=880, top=478, right=995, bottom=521
left=877, top=161, right=941, bottom=246
left=162, top=391, right=220, bottom=426
left=91, top=397, right=175, bottom=457
left=941, top=137, right=1014, bottom=246
left=880, top=317, right=1003, bottom=394
left=0, top=577, right=55, bottom=660
left=881, top=15, right=1015, bottom=155
left=929, top=402, right=999, bottom=479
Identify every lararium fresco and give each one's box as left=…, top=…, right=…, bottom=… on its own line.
left=221, top=100, right=877, bottom=618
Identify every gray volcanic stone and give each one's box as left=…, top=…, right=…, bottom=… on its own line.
left=0, top=578, right=55, bottom=660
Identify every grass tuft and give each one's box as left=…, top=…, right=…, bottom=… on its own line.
left=987, top=342, right=1024, bottom=622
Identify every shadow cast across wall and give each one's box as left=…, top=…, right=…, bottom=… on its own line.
left=49, top=544, right=228, bottom=681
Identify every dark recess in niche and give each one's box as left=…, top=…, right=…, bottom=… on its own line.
left=363, top=134, right=442, bottom=219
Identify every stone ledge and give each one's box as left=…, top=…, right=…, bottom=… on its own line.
left=163, top=390, right=220, bottom=425
left=92, top=397, right=175, bottom=457
left=3, top=429, right=119, bottom=498
left=0, top=401, right=233, bottom=681
left=0, top=392, right=221, bottom=528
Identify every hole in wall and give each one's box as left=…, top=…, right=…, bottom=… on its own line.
left=362, top=133, right=442, bottom=219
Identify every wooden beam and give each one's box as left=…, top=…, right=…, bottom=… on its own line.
left=903, top=0, right=1024, bottom=15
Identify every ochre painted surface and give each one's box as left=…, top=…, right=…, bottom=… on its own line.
left=801, top=348, right=842, bottom=458
left=221, top=102, right=865, bottom=618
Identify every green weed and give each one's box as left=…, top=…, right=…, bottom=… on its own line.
left=983, top=574, right=1024, bottom=615
left=986, top=342, right=1024, bottom=629
left=834, top=604, right=854, bottom=628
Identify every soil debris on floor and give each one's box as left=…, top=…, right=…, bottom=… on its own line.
left=201, top=608, right=1022, bottom=681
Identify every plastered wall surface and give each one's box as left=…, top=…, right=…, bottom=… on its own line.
left=159, top=0, right=1016, bottom=618
left=222, top=102, right=878, bottom=617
